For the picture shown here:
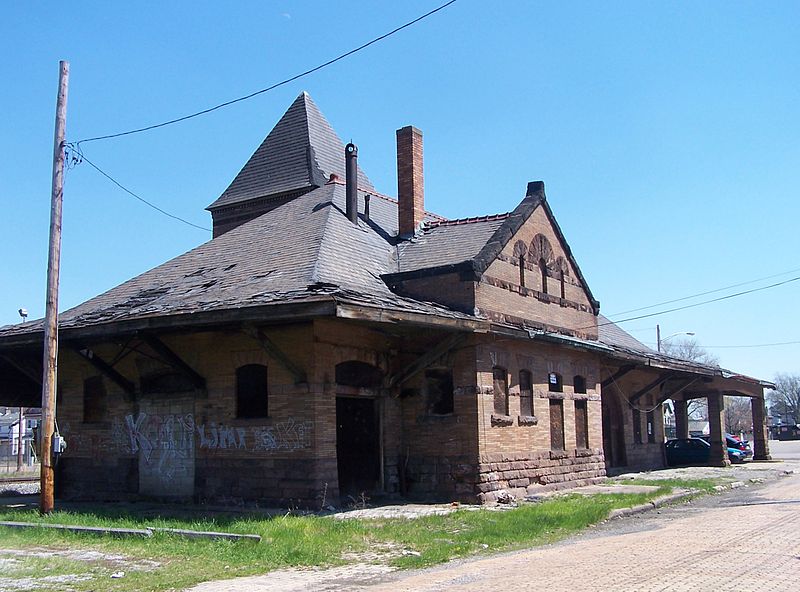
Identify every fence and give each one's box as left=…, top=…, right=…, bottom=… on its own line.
left=0, top=439, right=38, bottom=474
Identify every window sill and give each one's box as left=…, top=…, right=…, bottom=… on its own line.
left=518, top=415, right=538, bottom=426
left=491, top=414, right=514, bottom=426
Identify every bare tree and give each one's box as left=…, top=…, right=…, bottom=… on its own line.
left=767, top=373, right=800, bottom=424
left=660, top=337, right=720, bottom=419
left=659, top=337, right=720, bottom=367
left=724, top=396, right=753, bottom=434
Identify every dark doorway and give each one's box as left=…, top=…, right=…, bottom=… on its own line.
left=602, top=388, right=628, bottom=468
left=336, top=397, right=380, bottom=497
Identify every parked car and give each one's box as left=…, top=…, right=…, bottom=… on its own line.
left=725, top=434, right=753, bottom=459
left=665, top=437, right=747, bottom=466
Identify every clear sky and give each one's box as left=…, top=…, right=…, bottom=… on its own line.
left=1, top=1, right=798, bottom=381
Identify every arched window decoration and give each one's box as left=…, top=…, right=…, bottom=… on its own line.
left=548, top=372, right=563, bottom=393
left=83, top=376, right=107, bottom=423
left=529, top=234, right=554, bottom=266
left=573, top=375, right=587, bottom=394
left=539, top=258, right=548, bottom=294
left=426, top=368, right=454, bottom=415
left=519, top=370, right=533, bottom=417
left=335, top=361, right=384, bottom=388
left=236, top=364, right=269, bottom=418
left=493, top=367, right=509, bottom=415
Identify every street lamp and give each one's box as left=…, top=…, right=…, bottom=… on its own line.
left=656, top=324, right=695, bottom=352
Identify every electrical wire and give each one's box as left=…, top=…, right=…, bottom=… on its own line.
left=66, top=144, right=211, bottom=232
left=74, top=0, right=459, bottom=145
left=588, top=274, right=800, bottom=331
left=701, top=340, right=800, bottom=349
left=607, top=265, right=800, bottom=317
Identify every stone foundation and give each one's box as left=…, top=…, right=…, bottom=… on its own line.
left=476, top=448, right=606, bottom=503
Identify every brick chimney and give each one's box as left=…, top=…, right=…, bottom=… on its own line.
left=396, top=126, right=424, bottom=237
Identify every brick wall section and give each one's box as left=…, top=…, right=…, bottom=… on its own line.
left=606, top=368, right=667, bottom=472
left=393, top=272, right=475, bottom=315
left=395, top=338, right=479, bottom=501
left=55, top=325, right=329, bottom=506
left=396, top=126, right=425, bottom=236
left=477, top=206, right=598, bottom=339
left=473, top=340, right=605, bottom=502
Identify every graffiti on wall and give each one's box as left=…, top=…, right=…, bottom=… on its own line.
left=105, top=413, right=313, bottom=457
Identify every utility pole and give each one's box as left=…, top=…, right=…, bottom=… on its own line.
left=656, top=324, right=661, bottom=352
left=41, top=60, right=69, bottom=514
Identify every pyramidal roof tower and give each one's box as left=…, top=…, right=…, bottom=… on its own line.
left=207, top=92, right=374, bottom=236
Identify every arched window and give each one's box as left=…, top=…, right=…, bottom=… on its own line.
left=548, top=372, right=563, bottom=393
left=539, top=258, right=548, bottom=294
left=493, top=367, right=509, bottom=415
left=519, top=370, right=533, bottom=417
left=83, top=376, right=107, bottom=423
left=513, top=240, right=528, bottom=289
left=236, top=364, right=268, bottom=418
left=573, top=375, right=587, bottom=394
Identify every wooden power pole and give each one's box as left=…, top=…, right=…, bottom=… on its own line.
left=40, top=60, right=69, bottom=514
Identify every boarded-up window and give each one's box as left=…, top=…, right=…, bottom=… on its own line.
left=426, top=369, right=454, bottom=415
left=550, top=399, right=564, bottom=450
left=493, top=367, right=509, bottom=415
left=575, top=399, right=589, bottom=449
left=236, top=364, right=268, bottom=418
left=548, top=372, right=563, bottom=393
left=539, top=258, right=548, bottom=293
left=646, top=411, right=655, bottom=443
left=83, top=376, right=106, bottom=423
left=574, top=375, right=587, bottom=394
left=633, top=408, right=642, bottom=444
left=519, top=370, right=533, bottom=416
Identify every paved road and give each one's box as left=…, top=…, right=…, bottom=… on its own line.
left=361, top=474, right=800, bottom=592
left=192, top=444, right=800, bottom=592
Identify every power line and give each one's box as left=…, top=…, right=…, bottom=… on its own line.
left=702, top=340, right=800, bottom=349
left=75, top=1, right=459, bottom=145
left=642, top=339, right=800, bottom=349
left=66, top=145, right=211, bottom=232
left=590, top=274, right=800, bottom=331
left=607, top=265, right=800, bottom=317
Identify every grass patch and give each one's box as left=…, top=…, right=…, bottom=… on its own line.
left=0, top=482, right=708, bottom=591
left=614, top=477, right=729, bottom=494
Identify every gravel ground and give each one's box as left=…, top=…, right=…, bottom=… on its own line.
left=0, top=481, right=39, bottom=497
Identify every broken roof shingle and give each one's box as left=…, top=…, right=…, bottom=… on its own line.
left=207, top=92, right=373, bottom=211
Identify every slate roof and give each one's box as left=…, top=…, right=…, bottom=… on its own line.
left=0, top=181, right=476, bottom=340
left=0, top=95, right=600, bottom=345
left=396, top=215, right=510, bottom=273
left=597, top=315, right=653, bottom=354
left=207, top=92, right=374, bottom=211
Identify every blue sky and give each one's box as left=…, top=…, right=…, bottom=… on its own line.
left=1, top=1, right=798, bottom=381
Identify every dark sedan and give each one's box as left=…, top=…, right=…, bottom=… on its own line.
left=665, top=437, right=747, bottom=466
